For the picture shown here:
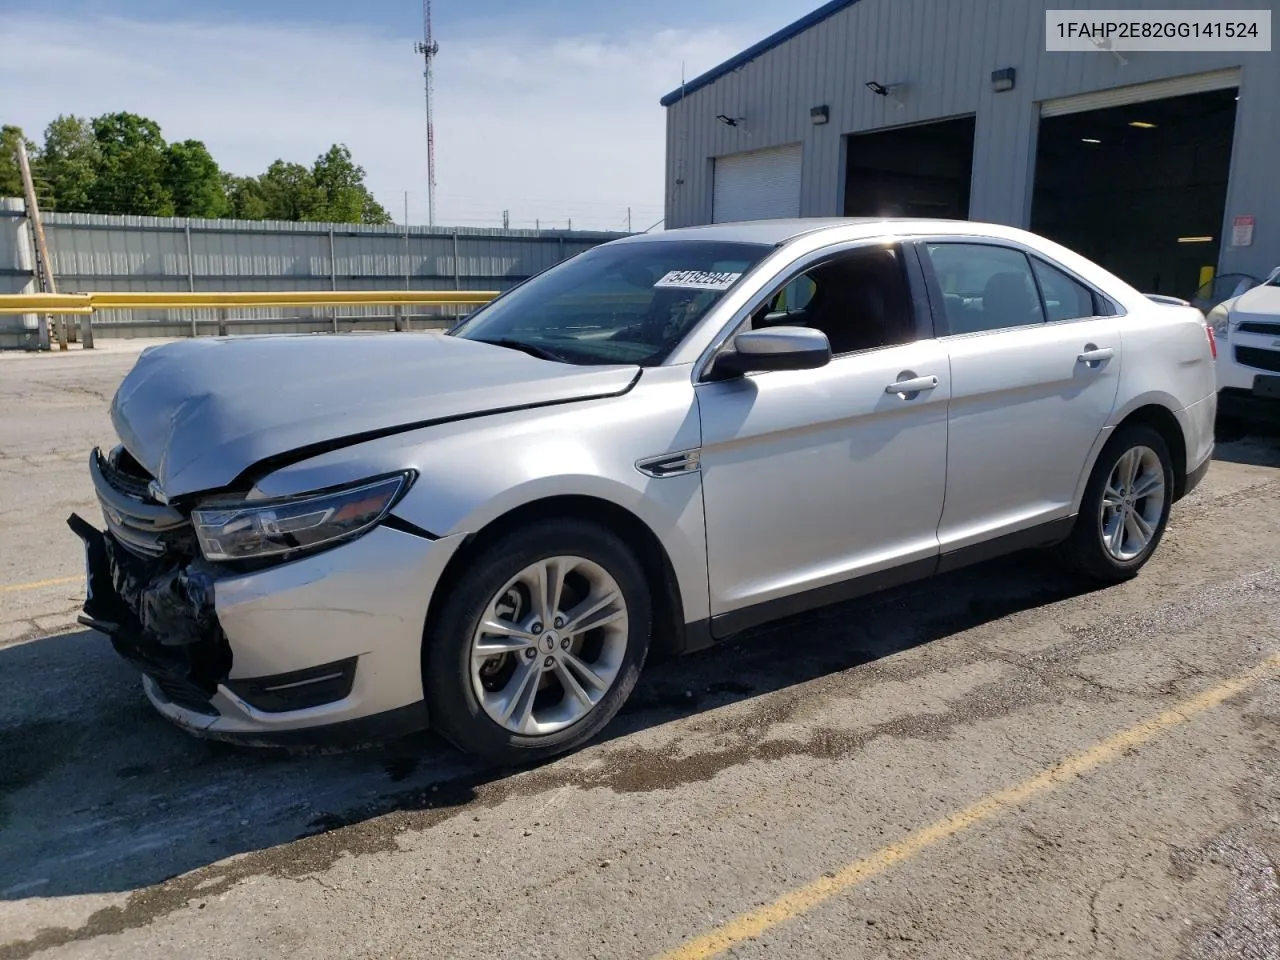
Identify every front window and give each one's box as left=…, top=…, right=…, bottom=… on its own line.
left=450, top=240, right=772, bottom=366
left=750, top=244, right=917, bottom=355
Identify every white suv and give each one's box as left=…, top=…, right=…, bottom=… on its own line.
left=1209, top=266, right=1280, bottom=430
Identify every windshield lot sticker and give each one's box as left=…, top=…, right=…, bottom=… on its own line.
left=654, top=270, right=743, bottom=291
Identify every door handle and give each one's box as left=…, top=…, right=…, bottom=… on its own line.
left=1077, top=345, right=1114, bottom=366
left=885, top=374, right=939, bottom=396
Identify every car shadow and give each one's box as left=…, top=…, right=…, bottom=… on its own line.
left=1212, top=430, right=1280, bottom=468
left=0, top=549, right=1100, bottom=901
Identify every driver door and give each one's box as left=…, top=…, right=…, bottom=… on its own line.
left=695, top=242, right=950, bottom=631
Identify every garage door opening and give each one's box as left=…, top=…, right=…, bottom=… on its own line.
left=843, top=116, right=976, bottom=219
left=1031, top=86, right=1239, bottom=301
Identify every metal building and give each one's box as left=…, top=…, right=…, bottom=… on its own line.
left=662, top=0, right=1278, bottom=299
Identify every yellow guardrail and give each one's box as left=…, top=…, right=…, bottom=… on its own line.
left=0, top=293, right=94, bottom=315
left=0, top=290, right=499, bottom=315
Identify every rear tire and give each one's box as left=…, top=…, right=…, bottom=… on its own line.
left=424, top=519, right=651, bottom=766
left=1058, top=424, right=1175, bottom=583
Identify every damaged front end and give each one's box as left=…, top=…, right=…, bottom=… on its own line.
left=69, top=446, right=232, bottom=716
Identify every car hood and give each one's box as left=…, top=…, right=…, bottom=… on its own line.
left=111, top=334, right=639, bottom=498
left=1233, top=283, right=1280, bottom=322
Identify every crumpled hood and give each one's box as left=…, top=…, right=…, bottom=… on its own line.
left=111, top=334, right=638, bottom=498
left=1232, top=284, right=1280, bottom=323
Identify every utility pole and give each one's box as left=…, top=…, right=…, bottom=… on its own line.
left=502, top=209, right=510, bottom=230
left=414, top=0, right=441, bottom=228
left=403, top=191, right=411, bottom=290
left=15, top=139, right=63, bottom=350
left=627, top=207, right=632, bottom=232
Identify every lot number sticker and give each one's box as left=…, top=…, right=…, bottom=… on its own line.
left=654, top=270, right=743, bottom=291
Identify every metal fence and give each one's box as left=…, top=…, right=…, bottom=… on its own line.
left=0, top=200, right=626, bottom=344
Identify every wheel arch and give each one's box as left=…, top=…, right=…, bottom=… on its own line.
left=1115, top=404, right=1189, bottom=500
left=1073, top=400, right=1192, bottom=513
left=421, top=495, right=691, bottom=666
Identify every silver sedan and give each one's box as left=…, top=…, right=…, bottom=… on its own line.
left=73, top=218, right=1218, bottom=764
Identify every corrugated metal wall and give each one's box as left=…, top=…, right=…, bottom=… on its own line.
left=0, top=208, right=625, bottom=326
left=664, top=0, right=1280, bottom=280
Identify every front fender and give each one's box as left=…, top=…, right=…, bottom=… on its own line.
left=249, top=369, right=712, bottom=624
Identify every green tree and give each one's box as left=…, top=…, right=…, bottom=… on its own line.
left=309, top=144, right=391, bottom=224
left=222, top=173, right=268, bottom=220
left=258, top=160, right=321, bottom=220
left=89, top=112, right=173, bottom=216
left=360, top=190, right=393, bottom=225
left=14, top=114, right=392, bottom=224
left=33, top=115, right=99, bottom=211
left=0, top=125, right=36, bottom=199
left=165, top=139, right=228, bottom=218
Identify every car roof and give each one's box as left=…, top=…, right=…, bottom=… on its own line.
left=612, top=217, right=1037, bottom=248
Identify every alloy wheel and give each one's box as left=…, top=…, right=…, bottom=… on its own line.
left=1098, top=445, right=1166, bottom=562
left=469, top=555, right=629, bottom=736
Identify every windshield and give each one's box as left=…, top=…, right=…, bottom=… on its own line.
left=1268, top=267, right=1280, bottom=287
left=450, top=239, right=772, bottom=366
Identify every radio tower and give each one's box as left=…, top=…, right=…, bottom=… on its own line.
left=414, top=0, right=440, bottom=227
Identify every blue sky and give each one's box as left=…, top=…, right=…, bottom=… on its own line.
left=2, top=1, right=819, bottom=228
left=22, top=0, right=794, bottom=36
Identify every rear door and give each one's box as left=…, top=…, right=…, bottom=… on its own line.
left=918, top=240, right=1124, bottom=553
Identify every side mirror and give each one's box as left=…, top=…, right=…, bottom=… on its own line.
left=710, top=326, right=832, bottom=378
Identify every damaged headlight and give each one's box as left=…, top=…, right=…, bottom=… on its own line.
left=191, top=473, right=413, bottom=563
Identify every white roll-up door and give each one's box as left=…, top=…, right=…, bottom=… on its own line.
left=712, top=144, right=802, bottom=223
left=1039, top=68, right=1241, bottom=118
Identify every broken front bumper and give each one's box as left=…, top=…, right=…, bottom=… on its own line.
left=70, top=512, right=230, bottom=716
left=71, top=456, right=465, bottom=744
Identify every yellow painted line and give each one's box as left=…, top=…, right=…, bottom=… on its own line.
left=655, top=653, right=1280, bottom=960
left=0, top=575, right=82, bottom=595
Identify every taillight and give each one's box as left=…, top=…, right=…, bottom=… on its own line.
left=1205, top=324, right=1218, bottom=360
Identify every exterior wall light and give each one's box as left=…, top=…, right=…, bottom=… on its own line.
left=811, top=105, right=830, bottom=125
left=991, top=68, right=1016, bottom=93
left=864, top=81, right=906, bottom=108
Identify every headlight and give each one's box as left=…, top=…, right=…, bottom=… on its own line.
left=192, top=473, right=413, bottom=563
left=1206, top=303, right=1231, bottom=342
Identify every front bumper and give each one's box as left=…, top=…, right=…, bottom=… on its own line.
left=73, top=514, right=464, bottom=744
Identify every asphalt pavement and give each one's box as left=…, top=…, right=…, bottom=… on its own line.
left=1, top=340, right=1278, bottom=960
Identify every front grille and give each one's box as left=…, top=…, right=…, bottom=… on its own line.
left=99, top=448, right=153, bottom=499
left=1235, top=346, right=1280, bottom=374
left=1238, top=321, right=1280, bottom=336
left=91, top=448, right=190, bottom=558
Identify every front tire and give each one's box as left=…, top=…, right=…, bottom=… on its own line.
left=424, top=519, right=651, bottom=766
left=1059, top=424, right=1175, bottom=583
